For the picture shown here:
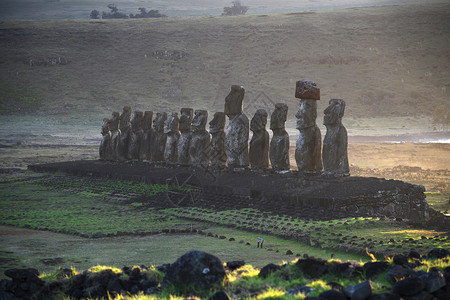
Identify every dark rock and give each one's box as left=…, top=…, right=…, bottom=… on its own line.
left=444, top=266, right=450, bottom=282
left=386, top=265, right=415, bottom=284
left=295, top=79, right=320, bottom=100
left=368, top=293, right=401, bottom=300
left=228, top=238, right=235, bottom=241
left=405, top=291, right=433, bottom=300
left=208, top=290, right=231, bottom=300
left=163, top=250, right=226, bottom=290
left=0, top=291, right=21, bottom=300
left=258, top=263, right=281, bottom=279
left=286, top=250, right=293, bottom=255
left=219, top=236, right=226, bottom=239
left=296, top=258, right=328, bottom=278
left=393, top=254, right=408, bottom=265
left=106, top=278, right=123, bottom=294
left=4, top=268, right=39, bottom=282
left=408, top=250, right=421, bottom=259
left=226, top=260, right=245, bottom=271
left=343, top=280, right=372, bottom=300
left=423, top=270, right=446, bottom=293
left=393, top=277, right=425, bottom=296
left=427, top=248, right=449, bottom=259
left=363, top=261, right=389, bottom=279
left=319, top=289, right=347, bottom=300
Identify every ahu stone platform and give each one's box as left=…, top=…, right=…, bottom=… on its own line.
left=29, top=160, right=429, bottom=221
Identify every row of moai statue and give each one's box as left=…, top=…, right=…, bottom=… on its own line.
left=100, top=80, right=349, bottom=175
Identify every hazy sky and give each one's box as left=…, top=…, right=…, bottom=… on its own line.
left=0, top=0, right=446, bottom=20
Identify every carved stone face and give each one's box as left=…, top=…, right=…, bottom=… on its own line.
left=131, top=111, right=144, bottom=131
left=101, top=118, right=110, bottom=135
left=270, top=103, right=288, bottom=130
left=296, top=99, right=317, bottom=130
left=324, top=99, right=345, bottom=125
left=179, top=108, right=193, bottom=133
left=250, top=109, right=268, bottom=132
left=191, top=110, right=208, bottom=132
left=119, top=106, right=132, bottom=130
left=164, top=112, right=179, bottom=134
left=209, top=112, right=225, bottom=133
left=110, top=112, right=120, bottom=131
left=143, top=111, right=153, bottom=131
left=153, top=112, right=168, bottom=133
left=224, top=85, right=245, bottom=116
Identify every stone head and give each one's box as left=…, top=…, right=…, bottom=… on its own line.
left=270, top=103, right=288, bottom=130
left=209, top=112, right=226, bottom=133
left=295, top=79, right=320, bottom=100
left=224, top=85, right=245, bottom=116
left=131, top=110, right=144, bottom=131
left=164, top=112, right=180, bottom=134
left=191, top=110, right=208, bottom=132
left=101, top=118, right=111, bottom=135
left=179, top=108, right=194, bottom=133
left=110, top=112, right=120, bottom=131
left=250, top=109, right=268, bottom=132
left=153, top=112, right=168, bottom=133
left=119, top=106, right=132, bottom=130
left=142, top=111, right=153, bottom=131
left=324, top=99, right=346, bottom=125
left=296, top=99, right=317, bottom=130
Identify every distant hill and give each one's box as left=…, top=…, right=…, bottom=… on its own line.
left=0, top=2, right=449, bottom=126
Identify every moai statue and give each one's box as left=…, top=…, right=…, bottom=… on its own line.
left=128, top=110, right=144, bottom=160
left=189, top=110, right=210, bottom=165
left=139, top=111, right=155, bottom=161
left=209, top=112, right=227, bottom=167
left=117, top=106, right=132, bottom=161
left=269, top=103, right=290, bottom=171
left=249, top=109, right=269, bottom=169
left=322, top=99, right=350, bottom=175
left=294, top=80, right=323, bottom=173
left=178, top=108, right=194, bottom=165
left=224, top=85, right=249, bottom=168
left=99, top=117, right=112, bottom=160
left=151, top=112, right=168, bottom=162
left=164, top=112, right=180, bottom=163
left=109, top=112, right=120, bottom=160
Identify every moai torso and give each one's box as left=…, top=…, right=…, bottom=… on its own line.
left=189, top=110, right=210, bottom=165
left=178, top=108, right=193, bottom=165
left=139, top=111, right=155, bottom=161
left=249, top=109, right=269, bottom=169
left=209, top=112, right=227, bottom=167
left=224, top=85, right=249, bottom=168
left=109, top=112, right=120, bottom=160
left=294, top=80, right=322, bottom=173
left=322, top=99, right=349, bottom=175
left=164, top=113, right=181, bottom=163
left=151, top=112, right=168, bottom=162
left=269, top=103, right=290, bottom=171
left=99, top=118, right=112, bottom=160
left=117, top=106, right=132, bottom=161
left=129, top=110, right=144, bottom=160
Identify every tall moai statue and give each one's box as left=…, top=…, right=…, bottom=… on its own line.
left=294, top=79, right=323, bottom=173
left=189, top=110, right=210, bottom=165
left=139, top=111, right=155, bottom=161
left=99, top=117, right=112, bottom=160
left=117, top=106, right=132, bottom=161
left=322, top=99, right=350, bottom=175
left=269, top=103, right=290, bottom=171
left=209, top=112, right=227, bottom=167
left=109, top=112, right=120, bottom=160
left=249, top=109, right=269, bottom=169
left=224, top=85, right=249, bottom=168
left=164, top=112, right=180, bottom=163
left=128, top=110, right=144, bottom=160
left=151, top=112, right=168, bottom=162
left=178, top=108, right=194, bottom=165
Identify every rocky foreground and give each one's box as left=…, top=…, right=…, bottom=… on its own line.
left=1, top=248, right=449, bottom=299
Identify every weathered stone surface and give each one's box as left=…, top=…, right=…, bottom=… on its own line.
left=164, top=113, right=180, bottom=163
left=319, top=289, right=347, bottom=300
left=209, top=112, right=227, bottom=167
left=99, top=118, right=112, bottom=160
left=295, top=99, right=322, bottom=172
left=226, top=260, right=245, bottom=271
left=117, top=106, right=132, bottom=161
left=178, top=108, right=193, bottom=165
left=295, top=79, right=320, bottom=100
left=190, top=110, right=210, bottom=165
left=139, top=111, right=155, bottom=161
left=129, top=110, right=144, bottom=160
left=269, top=103, right=289, bottom=171
left=423, top=270, right=446, bottom=293
left=296, top=257, right=328, bottom=278
left=344, top=280, right=372, bottom=300
left=151, top=112, right=167, bottom=162
left=258, top=263, right=281, bottom=279
left=427, top=248, right=450, bottom=259
left=163, top=250, right=226, bottom=290
left=224, top=85, right=249, bottom=168
left=109, top=112, right=120, bottom=161
left=322, top=99, right=349, bottom=175
left=393, top=277, right=425, bottom=296
left=364, top=261, right=389, bottom=279
left=249, top=109, right=269, bottom=169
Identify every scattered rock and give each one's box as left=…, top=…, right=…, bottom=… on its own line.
left=319, top=289, right=347, bottom=300
left=393, top=254, right=408, bottom=266
left=343, top=280, right=372, bottom=300
left=208, top=290, right=231, bottom=300
left=286, top=250, right=293, bottom=255
left=296, top=258, right=328, bottom=278
left=258, top=263, right=281, bottom=279
left=423, top=270, right=446, bottom=293
left=226, top=260, right=245, bottom=271
left=386, top=265, right=415, bottom=284
left=392, top=277, right=425, bottom=296
left=427, top=248, right=449, bottom=259
left=363, top=261, right=389, bottom=279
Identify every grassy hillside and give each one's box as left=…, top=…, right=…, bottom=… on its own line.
left=0, top=3, right=449, bottom=125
